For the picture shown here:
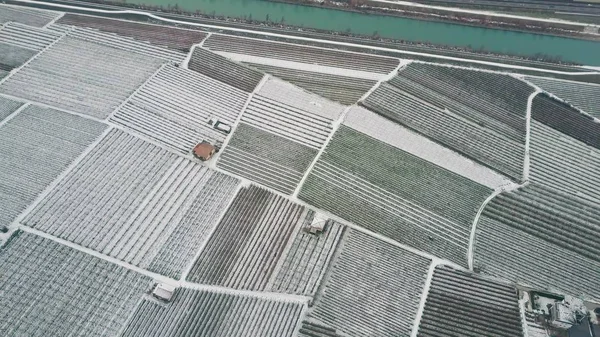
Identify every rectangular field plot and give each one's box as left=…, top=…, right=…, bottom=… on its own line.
left=0, top=231, right=151, bottom=337
left=0, top=22, right=63, bottom=52
left=0, top=4, right=61, bottom=27
left=217, top=123, right=318, bottom=194
left=57, top=13, right=207, bottom=52
left=247, top=62, right=377, bottom=105
left=270, top=217, right=344, bottom=297
left=417, top=266, right=522, bottom=337
left=526, top=76, right=600, bottom=117
left=0, top=104, right=106, bottom=226
left=362, top=63, right=533, bottom=181
left=0, top=95, right=23, bottom=122
left=217, top=78, right=342, bottom=194
left=186, top=185, right=307, bottom=290
left=0, top=37, right=164, bottom=119
left=204, top=34, right=399, bottom=74
left=188, top=47, right=264, bottom=92
left=110, top=63, right=248, bottom=154
left=310, top=229, right=430, bottom=337
left=48, top=24, right=187, bottom=63
left=529, top=94, right=600, bottom=201
left=0, top=43, right=36, bottom=75
left=474, top=183, right=600, bottom=300
left=23, top=129, right=240, bottom=278
left=298, top=125, right=492, bottom=266
left=120, top=288, right=305, bottom=337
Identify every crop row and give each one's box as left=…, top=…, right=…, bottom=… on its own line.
left=298, top=125, right=491, bottom=266
left=363, top=83, right=526, bottom=181
left=111, top=63, right=248, bottom=153
left=474, top=214, right=600, bottom=300
left=217, top=123, right=318, bottom=194
left=23, top=129, right=239, bottom=278
left=57, top=13, right=207, bottom=52
left=258, top=77, right=346, bottom=121
left=0, top=95, right=23, bottom=122
left=418, top=266, right=522, bottom=337
left=0, top=4, right=60, bottom=27
left=188, top=47, right=264, bottom=93
left=241, top=94, right=332, bottom=149
left=397, top=63, right=533, bottom=123
left=47, top=24, right=186, bottom=63
left=531, top=93, right=600, bottom=150
left=526, top=76, right=600, bottom=117
left=270, top=214, right=344, bottom=297
left=0, top=104, right=106, bottom=226
left=0, top=22, right=62, bottom=51
left=529, top=120, right=600, bottom=201
left=186, top=185, right=307, bottom=290
left=311, top=229, right=430, bottom=337
left=0, top=43, right=37, bottom=74
left=204, top=34, right=399, bottom=74
left=247, top=62, right=376, bottom=105
left=389, top=74, right=526, bottom=142
left=0, top=36, right=163, bottom=119
left=121, top=287, right=305, bottom=337
left=0, top=230, right=150, bottom=337
left=482, top=183, right=600, bottom=263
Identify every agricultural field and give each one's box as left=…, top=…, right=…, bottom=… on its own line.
left=217, top=77, right=343, bottom=194
left=310, top=229, right=430, bottom=337
left=186, top=185, right=306, bottom=290
left=0, top=22, right=62, bottom=52
left=362, top=64, right=532, bottom=181
left=474, top=183, right=600, bottom=300
left=120, top=288, right=305, bottom=337
left=417, top=266, right=522, bottom=337
left=529, top=94, right=600, bottom=200
left=298, top=123, right=492, bottom=267
left=526, top=76, right=600, bottom=117
left=23, top=129, right=240, bottom=279
left=0, top=43, right=37, bottom=76
left=217, top=123, right=318, bottom=194
left=0, top=230, right=151, bottom=337
left=188, top=47, right=265, bottom=93
left=0, top=104, right=106, bottom=227
left=57, top=13, right=207, bottom=52
left=203, top=34, right=399, bottom=74
left=0, top=96, right=23, bottom=122
left=0, top=36, right=163, bottom=119
left=269, top=216, right=344, bottom=297
left=297, top=319, right=346, bottom=337
left=0, top=4, right=61, bottom=27
left=246, top=62, right=377, bottom=105
left=110, top=63, right=248, bottom=154
left=47, top=24, right=186, bottom=63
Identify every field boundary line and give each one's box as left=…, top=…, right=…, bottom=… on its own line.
left=523, top=89, right=542, bottom=181
left=10, top=126, right=114, bottom=228
left=208, top=73, right=269, bottom=169
left=467, top=181, right=526, bottom=270
left=410, top=260, right=439, bottom=337
left=0, top=101, right=29, bottom=128
left=42, top=10, right=64, bottom=28
left=179, top=181, right=244, bottom=281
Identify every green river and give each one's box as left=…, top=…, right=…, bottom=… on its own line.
left=134, top=0, right=600, bottom=65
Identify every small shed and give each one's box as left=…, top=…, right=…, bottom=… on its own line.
left=152, top=283, right=176, bottom=302
left=193, top=142, right=216, bottom=161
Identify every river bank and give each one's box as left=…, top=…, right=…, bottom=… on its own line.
left=15, top=0, right=600, bottom=65
left=268, top=0, right=600, bottom=41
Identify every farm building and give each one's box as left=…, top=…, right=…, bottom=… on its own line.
left=0, top=3, right=599, bottom=337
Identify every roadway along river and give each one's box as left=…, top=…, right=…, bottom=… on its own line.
left=134, top=0, right=600, bottom=65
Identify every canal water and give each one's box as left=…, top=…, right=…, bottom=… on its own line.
left=135, top=0, right=600, bottom=65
